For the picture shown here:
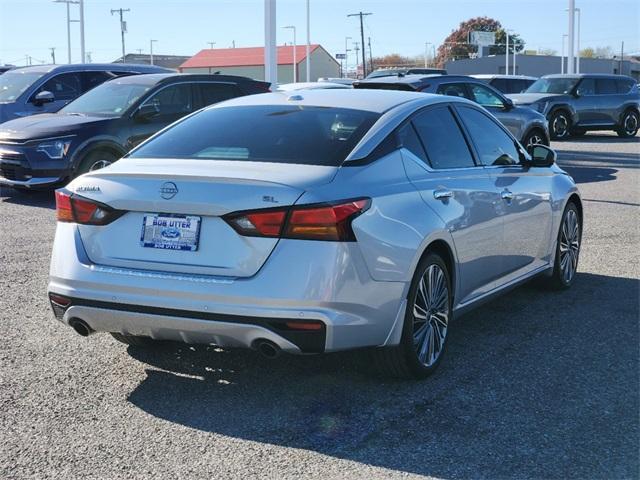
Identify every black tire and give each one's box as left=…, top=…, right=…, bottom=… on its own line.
left=110, top=332, right=159, bottom=347
left=570, top=127, right=587, bottom=137
left=549, top=110, right=572, bottom=140
left=522, top=128, right=548, bottom=151
left=371, top=252, right=452, bottom=379
left=616, top=110, right=639, bottom=138
left=548, top=202, right=582, bottom=290
left=75, top=150, right=119, bottom=177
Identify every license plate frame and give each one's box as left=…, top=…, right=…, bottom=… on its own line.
left=140, top=214, right=201, bottom=252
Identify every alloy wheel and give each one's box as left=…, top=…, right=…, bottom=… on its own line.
left=526, top=133, right=544, bottom=148
left=89, top=159, right=113, bottom=171
left=559, top=209, right=580, bottom=283
left=412, top=264, right=449, bottom=367
left=624, top=113, right=638, bottom=135
left=553, top=114, right=569, bottom=138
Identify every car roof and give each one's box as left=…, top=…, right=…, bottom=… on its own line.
left=542, top=73, right=635, bottom=80
left=471, top=74, right=537, bottom=80
left=355, top=74, right=480, bottom=89
left=106, top=72, right=264, bottom=86
left=207, top=88, right=457, bottom=113
left=7, top=63, right=171, bottom=75
left=277, top=82, right=351, bottom=91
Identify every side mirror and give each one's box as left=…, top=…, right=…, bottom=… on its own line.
left=33, top=91, right=55, bottom=106
left=134, top=103, right=160, bottom=121
left=527, top=144, right=556, bottom=167
left=503, top=97, right=514, bottom=110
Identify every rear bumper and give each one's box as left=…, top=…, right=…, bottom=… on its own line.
left=48, top=223, right=408, bottom=353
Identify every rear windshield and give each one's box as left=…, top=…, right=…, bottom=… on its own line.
left=129, top=105, right=380, bottom=166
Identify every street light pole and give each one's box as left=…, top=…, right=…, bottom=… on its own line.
left=505, top=31, right=509, bottom=75
left=54, top=0, right=79, bottom=64
left=561, top=34, right=568, bottom=74
left=150, top=39, right=157, bottom=65
left=66, top=2, right=72, bottom=63
left=567, top=0, right=575, bottom=74
left=264, top=0, right=277, bottom=86
left=576, top=7, right=581, bottom=73
left=283, top=26, right=297, bottom=83
left=305, top=0, right=311, bottom=81
left=344, top=36, right=352, bottom=78
left=79, top=0, right=85, bottom=62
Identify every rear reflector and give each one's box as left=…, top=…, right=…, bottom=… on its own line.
left=224, top=198, right=370, bottom=242
left=284, top=321, right=323, bottom=331
left=55, top=190, right=123, bottom=226
left=49, top=293, right=71, bottom=307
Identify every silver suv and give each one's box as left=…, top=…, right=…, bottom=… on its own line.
left=507, top=74, right=639, bottom=139
left=354, top=74, right=550, bottom=148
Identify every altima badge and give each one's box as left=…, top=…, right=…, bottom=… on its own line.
left=160, top=182, right=178, bottom=200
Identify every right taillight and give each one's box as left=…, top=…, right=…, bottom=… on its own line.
left=224, top=198, right=370, bottom=242
left=55, top=190, right=123, bottom=226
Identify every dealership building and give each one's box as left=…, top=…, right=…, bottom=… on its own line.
left=178, top=45, right=340, bottom=83
left=445, top=54, right=640, bottom=80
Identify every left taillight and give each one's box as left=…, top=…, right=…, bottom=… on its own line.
left=55, top=190, right=123, bottom=226
left=224, top=198, right=370, bottom=242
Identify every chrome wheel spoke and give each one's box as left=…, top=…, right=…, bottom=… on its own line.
left=559, top=209, right=580, bottom=283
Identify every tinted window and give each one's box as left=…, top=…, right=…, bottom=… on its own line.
left=198, top=83, right=242, bottom=107
left=457, top=106, right=520, bottom=166
left=143, top=83, right=193, bottom=116
left=616, top=79, right=634, bottom=94
left=596, top=78, right=617, bottom=94
left=0, top=71, right=44, bottom=102
left=469, top=84, right=504, bottom=107
left=526, top=77, right=579, bottom=94
left=436, top=83, right=468, bottom=99
left=397, top=123, right=428, bottom=163
left=129, top=105, right=380, bottom=166
left=576, top=78, right=596, bottom=95
left=38, top=72, right=82, bottom=101
left=411, top=106, right=475, bottom=169
left=60, top=80, right=151, bottom=116
left=490, top=78, right=507, bottom=93
left=80, top=71, right=114, bottom=93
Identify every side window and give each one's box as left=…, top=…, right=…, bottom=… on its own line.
left=457, top=106, right=520, bottom=166
left=490, top=78, right=507, bottom=93
left=397, top=123, right=428, bottom=163
left=143, top=83, right=193, bottom=117
left=80, top=71, right=114, bottom=93
left=616, top=79, right=634, bottom=94
left=576, top=78, right=595, bottom=95
left=198, top=83, right=242, bottom=107
left=596, top=78, right=617, bottom=95
left=411, top=106, right=475, bottom=169
left=436, top=83, right=468, bottom=99
left=468, top=83, right=505, bottom=107
left=37, top=73, right=82, bottom=101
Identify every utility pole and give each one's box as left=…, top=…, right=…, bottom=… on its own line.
left=283, top=26, right=297, bottom=82
left=620, top=41, right=624, bottom=74
left=368, top=36, right=373, bottom=72
left=344, top=36, right=352, bottom=78
left=207, top=41, right=216, bottom=49
left=86, top=51, right=92, bottom=63
left=505, top=31, right=509, bottom=75
left=111, top=8, right=130, bottom=63
left=352, top=41, right=360, bottom=77
left=54, top=0, right=79, bottom=64
left=264, top=0, right=277, bottom=86
left=79, top=0, right=85, bottom=62
left=150, top=39, right=157, bottom=65
left=50, top=47, right=56, bottom=64
left=576, top=7, right=581, bottom=73
left=347, top=11, right=372, bottom=77
left=567, top=0, right=575, bottom=74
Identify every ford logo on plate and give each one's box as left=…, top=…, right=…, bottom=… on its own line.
left=161, top=227, right=181, bottom=239
left=160, top=182, right=178, bottom=200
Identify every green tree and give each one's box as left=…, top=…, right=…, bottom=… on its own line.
left=435, top=17, right=525, bottom=68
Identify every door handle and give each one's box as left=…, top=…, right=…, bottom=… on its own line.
left=501, top=190, right=514, bottom=201
left=434, top=189, right=453, bottom=200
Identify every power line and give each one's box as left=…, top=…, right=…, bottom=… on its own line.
left=347, top=11, right=372, bottom=77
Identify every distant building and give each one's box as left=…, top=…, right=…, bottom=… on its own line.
left=112, top=53, right=191, bottom=70
left=445, top=54, right=640, bottom=80
left=178, top=45, right=340, bottom=83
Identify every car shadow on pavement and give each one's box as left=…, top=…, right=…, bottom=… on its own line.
left=559, top=165, right=618, bottom=184
left=0, top=186, right=55, bottom=209
left=126, top=272, right=639, bottom=479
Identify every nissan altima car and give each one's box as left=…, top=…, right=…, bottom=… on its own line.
left=48, top=90, right=582, bottom=379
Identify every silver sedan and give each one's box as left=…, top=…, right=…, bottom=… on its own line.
left=48, top=90, right=582, bottom=379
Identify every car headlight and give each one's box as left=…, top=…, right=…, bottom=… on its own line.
left=36, top=139, right=72, bottom=159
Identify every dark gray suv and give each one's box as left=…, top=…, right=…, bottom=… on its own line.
left=507, top=74, right=639, bottom=139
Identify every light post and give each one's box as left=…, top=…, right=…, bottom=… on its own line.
left=283, top=26, right=297, bottom=82
left=150, top=39, right=157, bottom=65
left=344, top=36, right=352, bottom=78
left=567, top=0, right=575, bottom=74
left=561, top=33, right=568, bottom=74
left=54, top=0, right=79, bottom=64
left=305, top=0, right=311, bottom=81
left=576, top=7, right=581, bottom=73
left=264, top=0, right=277, bottom=86
left=79, top=0, right=85, bottom=62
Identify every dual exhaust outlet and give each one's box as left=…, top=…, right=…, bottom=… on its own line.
left=68, top=318, right=282, bottom=359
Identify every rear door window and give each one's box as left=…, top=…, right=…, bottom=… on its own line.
left=436, top=83, right=469, bottom=99
left=37, top=72, right=82, bottom=101
left=397, top=123, right=428, bottom=163
left=576, top=78, right=596, bottom=95
left=468, top=83, right=505, bottom=108
left=596, top=78, right=617, bottom=94
left=144, top=83, right=193, bottom=117
left=411, top=105, right=475, bottom=169
left=616, top=79, right=635, bottom=94
left=80, top=71, right=114, bottom=93
left=490, top=78, right=507, bottom=93
left=457, top=106, right=520, bottom=166
left=197, top=83, right=243, bottom=108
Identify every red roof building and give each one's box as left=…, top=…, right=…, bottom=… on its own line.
left=179, top=44, right=340, bottom=84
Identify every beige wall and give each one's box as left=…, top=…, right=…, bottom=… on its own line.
left=180, top=48, right=340, bottom=84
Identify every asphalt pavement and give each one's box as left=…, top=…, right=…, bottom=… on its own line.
left=1, top=132, right=638, bottom=479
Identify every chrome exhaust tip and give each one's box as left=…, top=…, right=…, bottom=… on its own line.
left=69, top=318, right=94, bottom=337
left=253, top=339, right=281, bottom=359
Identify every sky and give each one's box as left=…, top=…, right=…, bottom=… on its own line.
left=0, top=0, right=638, bottom=66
